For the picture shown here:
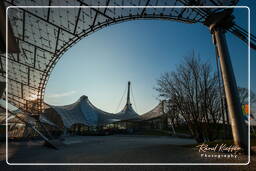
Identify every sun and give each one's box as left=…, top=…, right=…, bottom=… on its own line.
left=29, top=94, right=38, bottom=101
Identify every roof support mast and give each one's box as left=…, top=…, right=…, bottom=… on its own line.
left=204, top=10, right=248, bottom=151
left=127, top=81, right=131, bottom=105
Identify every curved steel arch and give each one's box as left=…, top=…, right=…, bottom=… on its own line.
left=1, top=0, right=240, bottom=113
left=39, top=15, right=198, bottom=108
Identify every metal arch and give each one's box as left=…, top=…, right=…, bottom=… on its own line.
left=38, top=14, right=199, bottom=108
left=1, top=0, right=246, bottom=114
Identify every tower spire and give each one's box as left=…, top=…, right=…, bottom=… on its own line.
left=126, top=81, right=131, bottom=105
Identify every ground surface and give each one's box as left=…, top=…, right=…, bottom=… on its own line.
left=0, top=135, right=254, bottom=171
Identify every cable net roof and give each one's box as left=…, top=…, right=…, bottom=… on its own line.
left=116, top=103, right=140, bottom=121
left=42, top=95, right=140, bottom=128
left=1, top=0, right=239, bottom=112
left=140, top=101, right=165, bottom=120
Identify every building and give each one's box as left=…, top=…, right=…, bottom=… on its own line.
left=1, top=81, right=180, bottom=139
left=140, top=101, right=168, bottom=130
left=41, top=81, right=141, bottom=135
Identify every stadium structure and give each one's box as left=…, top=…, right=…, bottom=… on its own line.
left=0, top=0, right=255, bottom=148
left=1, top=81, right=168, bottom=140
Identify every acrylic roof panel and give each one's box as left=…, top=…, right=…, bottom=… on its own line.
left=140, top=102, right=164, bottom=120
left=0, top=111, right=36, bottom=125
left=116, top=103, right=140, bottom=121
left=49, top=96, right=102, bottom=127
left=46, top=95, right=141, bottom=128
left=1, top=0, right=240, bottom=112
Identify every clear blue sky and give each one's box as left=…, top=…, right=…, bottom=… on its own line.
left=44, top=5, right=256, bottom=114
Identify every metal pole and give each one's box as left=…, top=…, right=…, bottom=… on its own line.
left=214, top=45, right=227, bottom=139
left=127, top=81, right=131, bottom=105
left=213, top=27, right=248, bottom=149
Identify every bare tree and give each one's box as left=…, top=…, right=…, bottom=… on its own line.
left=238, top=87, right=256, bottom=105
left=155, top=53, right=222, bottom=143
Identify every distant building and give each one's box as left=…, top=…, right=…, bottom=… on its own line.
left=41, top=82, right=141, bottom=135
left=140, top=101, right=168, bottom=130
left=0, top=82, right=178, bottom=139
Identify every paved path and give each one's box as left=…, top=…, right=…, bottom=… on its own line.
left=0, top=135, right=253, bottom=171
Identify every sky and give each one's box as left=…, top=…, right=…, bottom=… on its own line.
left=44, top=4, right=256, bottom=114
